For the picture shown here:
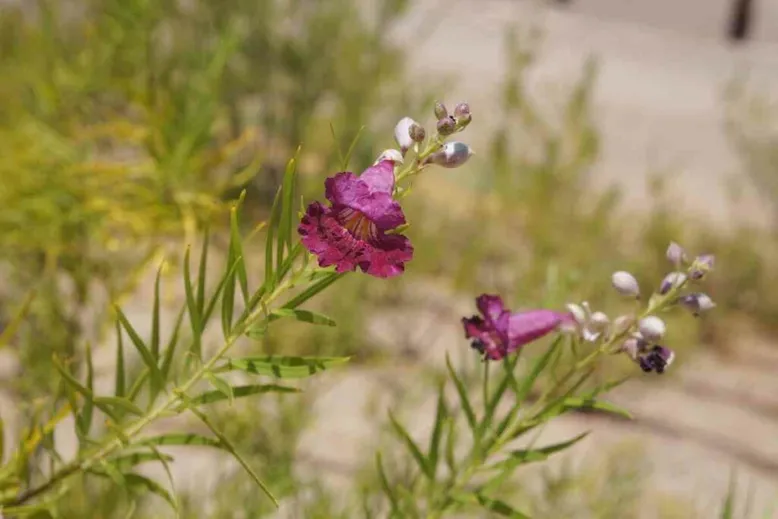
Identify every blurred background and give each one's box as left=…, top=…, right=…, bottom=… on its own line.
left=2, top=0, right=778, bottom=517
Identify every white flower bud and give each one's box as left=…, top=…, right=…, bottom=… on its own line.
left=427, top=142, right=474, bottom=169
left=611, top=314, right=635, bottom=336
left=666, top=241, right=687, bottom=266
left=611, top=271, right=640, bottom=298
left=374, top=149, right=404, bottom=166
left=590, top=311, right=610, bottom=331
left=679, top=293, right=716, bottom=316
left=638, top=316, right=666, bottom=342
left=394, top=117, right=418, bottom=155
left=565, top=303, right=587, bottom=325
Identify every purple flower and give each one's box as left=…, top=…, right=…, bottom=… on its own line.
left=637, top=345, right=675, bottom=374
left=462, top=294, right=571, bottom=361
left=298, top=158, right=413, bottom=278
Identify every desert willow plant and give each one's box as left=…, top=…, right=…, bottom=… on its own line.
left=0, top=101, right=474, bottom=517
left=378, top=243, right=717, bottom=518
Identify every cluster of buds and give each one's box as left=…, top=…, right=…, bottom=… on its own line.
left=563, top=242, right=716, bottom=374
left=391, top=101, right=474, bottom=171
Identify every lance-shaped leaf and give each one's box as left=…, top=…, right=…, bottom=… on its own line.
left=151, top=263, right=163, bottom=361
left=450, top=492, right=530, bottom=518
left=388, top=411, right=432, bottom=479
left=562, top=397, right=632, bottom=419
left=445, top=353, right=477, bottom=436
left=114, top=306, right=164, bottom=395
left=246, top=308, right=337, bottom=338
left=216, top=355, right=349, bottom=379
left=427, top=381, right=448, bottom=478
left=487, top=431, right=589, bottom=471
left=264, top=186, right=283, bottom=290
left=187, top=384, right=300, bottom=407
left=135, top=433, right=223, bottom=449
left=183, top=246, right=203, bottom=361
left=52, top=356, right=118, bottom=424
left=93, top=396, right=145, bottom=418
left=277, top=149, right=300, bottom=272
left=375, top=452, right=400, bottom=515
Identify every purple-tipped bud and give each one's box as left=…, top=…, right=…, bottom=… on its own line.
left=426, top=141, right=474, bottom=168
left=689, top=254, right=715, bottom=280
left=638, top=316, right=666, bottom=342
left=638, top=345, right=675, bottom=374
left=409, top=123, right=426, bottom=143
left=434, top=101, right=448, bottom=120
left=666, top=241, right=687, bottom=267
left=620, top=337, right=643, bottom=360
left=611, top=271, right=640, bottom=298
left=436, top=117, right=456, bottom=136
left=393, top=117, right=418, bottom=154
left=659, top=272, right=687, bottom=295
left=678, top=293, right=716, bottom=316
left=454, top=102, right=470, bottom=118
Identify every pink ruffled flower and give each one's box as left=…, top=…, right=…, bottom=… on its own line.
left=462, top=294, right=571, bottom=361
left=298, top=157, right=413, bottom=278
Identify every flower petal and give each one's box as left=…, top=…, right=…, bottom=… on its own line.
left=506, top=310, right=566, bottom=352
left=298, top=202, right=364, bottom=273
left=475, top=294, right=507, bottom=323
left=324, top=169, right=405, bottom=230
left=357, top=232, right=413, bottom=278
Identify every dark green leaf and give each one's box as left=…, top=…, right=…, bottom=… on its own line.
left=93, top=396, right=145, bottom=417
left=53, top=356, right=117, bottom=425
left=107, top=451, right=174, bottom=471
left=114, top=307, right=164, bottom=395
left=135, top=433, right=222, bottom=449
left=183, top=247, right=203, bottom=361
left=196, top=227, right=210, bottom=319
left=151, top=263, right=163, bottom=361
left=264, top=186, right=282, bottom=290
left=488, top=431, right=589, bottom=470
left=269, top=308, right=336, bottom=326
left=216, top=355, right=349, bottom=379
left=123, top=473, right=176, bottom=509
left=516, top=336, right=563, bottom=403
left=375, top=452, right=400, bottom=514
left=277, top=150, right=299, bottom=272
left=451, top=492, right=530, bottom=518
left=81, top=341, right=94, bottom=433
left=427, top=381, right=447, bottom=478
left=280, top=271, right=342, bottom=310
left=115, top=319, right=125, bottom=398
left=232, top=190, right=250, bottom=305
left=562, top=397, right=632, bottom=419
left=445, top=353, right=477, bottom=436
left=388, top=411, right=431, bottom=479
left=188, top=384, right=300, bottom=407
left=160, top=306, right=186, bottom=383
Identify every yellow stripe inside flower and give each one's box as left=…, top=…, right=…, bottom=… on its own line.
left=339, top=207, right=377, bottom=241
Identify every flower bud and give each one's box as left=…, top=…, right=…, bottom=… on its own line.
left=434, top=101, right=448, bottom=120
left=611, top=271, right=640, bottom=298
left=565, top=303, right=587, bottom=326
left=678, top=293, right=716, bottom=316
left=666, top=241, right=687, bottom=267
left=393, top=117, right=418, bottom=154
left=409, top=123, right=426, bottom=143
left=373, top=149, right=404, bottom=166
left=426, top=141, right=474, bottom=169
left=620, top=337, right=642, bottom=360
left=689, top=254, right=715, bottom=280
left=454, top=102, right=471, bottom=118
left=638, top=316, right=666, bottom=342
left=659, top=272, right=687, bottom=295
left=611, top=314, right=635, bottom=337
left=590, top=311, right=610, bottom=331
left=436, top=117, right=456, bottom=136
left=638, top=345, right=674, bottom=374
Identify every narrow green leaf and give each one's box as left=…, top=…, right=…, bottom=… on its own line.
left=268, top=308, right=337, bottom=327
left=216, top=355, right=350, bottom=379
left=81, top=341, right=94, bottom=433
left=127, top=368, right=150, bottom=403
left=183, top=247, right=203, bottom=361
left=188, top=406, right=278, bottom=507
left=115, top=320, right=125, bottom=398
left=488, top=431, right=589, bottom=471
left=444, top=417, right=457, bottom=473
left=160, top=306, right=186, bottom=382
left=450, top=492, right=530, bottom=518
left=114, top=307, right=164, bottom=394
left=135, top=433, right=223, bottom=449
left=123, top=473, right=176, bottom=509
left=222, top=210, right=239, bottom=337
left=343, top=126, right=365, bottom=170
left=276, top=151, right=299, bottom=272
left=0, top=288, right=36, bottom=350
left=231, top=197, right=250, bottom=306
left=445, top=353, right=477, bottom=435
left=480, top=351, right=524, bottom=438
left=721, top=469, right=737, bottom=519
left=196, top=227, right=210, bottom=319
left=388, top=411, right=431, bottom=479
left=95, top=459, right=126, bottom=488
left=562, top=397, right=633, bottom=419
left=427, top=381, right=447, bottom=478
left=93, top=396, right=145, bottom=417
left=188, top=384, right=300, bottom=407
left=264, top=186, right=283, bottom=289
left=151, top=263, right=163, bottom=360
left=205, top=372, right=234, bottom=405
left=204, top=254, right=237, bottom=329
left=516, top=336, right=563, bottom=403
left=280, top=272, right=341, bottom=311
left=375, top=452, right=400, bottom=514
left=108, top=451, right=174, bottom=470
